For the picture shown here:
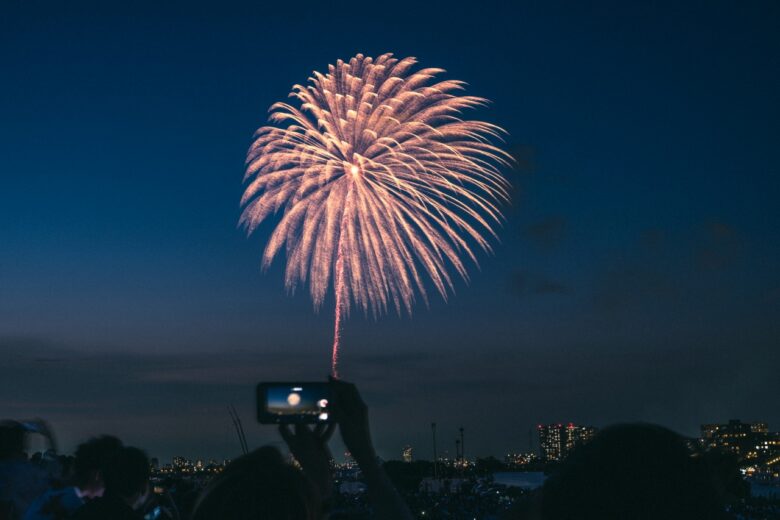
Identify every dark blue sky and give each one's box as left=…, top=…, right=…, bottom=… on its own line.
left=1, top=0, right=779, bottom=461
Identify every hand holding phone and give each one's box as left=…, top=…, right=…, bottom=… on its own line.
left=278, top=423, right=336, bottom=500
left=328, top=378, right=376, bottom=467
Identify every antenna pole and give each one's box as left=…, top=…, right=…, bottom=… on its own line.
left=431, top=422, right=438, bottom=480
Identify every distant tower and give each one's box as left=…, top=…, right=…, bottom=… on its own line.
left=431, top=422, right=438, bottom=479
left=538, top=423, right=597, bottom=461
left=459, top=427, right=465, bottom=461
left=455, top=439, right=461, bottom=461
left=402, top=445, right=413, bottom=463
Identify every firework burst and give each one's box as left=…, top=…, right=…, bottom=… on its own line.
left=241, top=53, right=512, bottom=376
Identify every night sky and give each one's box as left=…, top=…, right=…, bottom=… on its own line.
left=1, top=0, right=779, bottom=462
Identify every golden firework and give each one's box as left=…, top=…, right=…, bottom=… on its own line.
left=241, top=53, right=511, bottom=374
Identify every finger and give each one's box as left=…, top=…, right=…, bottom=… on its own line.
left=330, top=379, right=354, bottom=404
left=279, top=424, right=294, bottom=444
left=294, top=423, right=313, bottom=438
left=329, top=392, right=347, bottom=422
left=322, top=422, right=337, bottom=442
left=336, top=381, right=364, bottom=412
left=329, top=380, right=364, bottom=420
left=313, top=423, right=326, bottom=437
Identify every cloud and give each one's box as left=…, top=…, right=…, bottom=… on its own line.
left=639, top=228, right=666, bottom=249
left=593, top=220, right=746, bottom=313
left=694, top=221, right=744, bottom=271
left=2, top=323, right=779, bottom=464
left=765, top=286, right=780, bottom=304
left=509, top=270, right=569, bottom=297
left=534, top=279, right=569, bottom=295
left=507, top=144, right=536, bottom=174
left=594, top=266, right=678, bottom=311
left=0, top=338, right=324, bottom=457
left=522, top=217, right=567, bottom=251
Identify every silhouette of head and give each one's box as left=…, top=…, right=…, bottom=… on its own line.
left=74, top=435, right=123, bottom=497
left=540, top=423, right=730, bottom=520
left=103, top=446, right=150, bottom=507
left=0, top=420, right=25, bottom=460
left=192, top=446, right=320, bottom=520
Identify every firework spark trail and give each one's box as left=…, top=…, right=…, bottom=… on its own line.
left=240, top=53, right=512, bottom=375
left=331, top=182, right=353, bottom=377
left=332, top=250, right=345, bottom=378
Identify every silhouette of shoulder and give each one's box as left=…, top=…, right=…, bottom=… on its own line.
left=70, top=495, right=141, bottom=520
left=24, top=487, right=83, bottom=520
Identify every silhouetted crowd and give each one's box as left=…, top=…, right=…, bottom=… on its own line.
left=1, top=380, right=771, bottom=519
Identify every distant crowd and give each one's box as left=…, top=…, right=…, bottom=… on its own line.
left=1, top=380, right=749, bottom=520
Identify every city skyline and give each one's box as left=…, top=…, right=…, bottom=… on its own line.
left=36, top=417, right=776, bottom=465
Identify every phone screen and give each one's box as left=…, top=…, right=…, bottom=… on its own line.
left=257, top=382, right=332, bottom=424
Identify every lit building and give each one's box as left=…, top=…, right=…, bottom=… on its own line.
left=700, top=420, right=768, bottom=459
left=757, top=433, right=780, bottom=458
left=700, top=420, right=780, bottom=472
left=504, top=452, right=536, bottom=467
left=538, top=425, right=561, bottom=461
left=402, top=445, right=413, bottom=463
left=538, top=423, right=597, bottom=462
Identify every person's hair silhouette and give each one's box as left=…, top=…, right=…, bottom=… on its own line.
left=71, top=446, right=150, bottom=520
left=74, top=435, right=123, bottom=496
left=0, top=420, right=26, bottom=460
left=102, top=446, right=150, bottom=502
left=191, top=446, right=320, bottom=520
left=539, top=423, right=732, bottom=520
left=23, top=436, right=123, bottom=520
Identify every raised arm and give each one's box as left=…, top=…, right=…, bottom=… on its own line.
left=330, top=378, right=414, bottom=520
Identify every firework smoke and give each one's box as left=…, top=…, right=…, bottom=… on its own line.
left=241, top=53, right=511, bottom=376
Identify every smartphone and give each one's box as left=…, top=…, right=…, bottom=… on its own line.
left=256, top=382, right=333, bottom=424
